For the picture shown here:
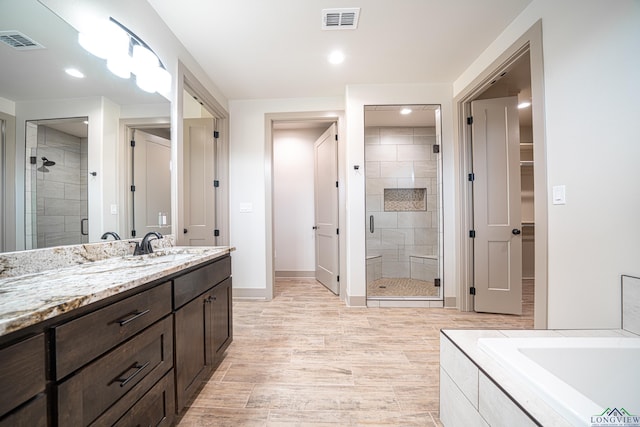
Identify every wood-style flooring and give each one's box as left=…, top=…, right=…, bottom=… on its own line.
left=176, top=278, right=534, bottom=426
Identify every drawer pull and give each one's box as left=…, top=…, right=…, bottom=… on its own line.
left=115, top=361, right=150, bottom=388
left=117, top=309, right=150, bottom=326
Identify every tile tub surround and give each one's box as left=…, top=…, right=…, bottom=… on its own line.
left=439, top=329, right=638, bottom=427
left=0, top=244, right=233, bottom=337
left=0, top=236, right=175, bottom=279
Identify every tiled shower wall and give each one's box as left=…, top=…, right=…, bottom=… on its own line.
left=365, top=126, right=439, bottom=280
left=26, top=124, right=88, bottom=249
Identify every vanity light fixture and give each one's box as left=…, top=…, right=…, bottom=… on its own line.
left=518, top=101, right=531, bottom=109
left=78, top=17, right=171, bottom=94
left=400, top=108, right=412, bottom=115
left=65, top=68, right=85, bottom=78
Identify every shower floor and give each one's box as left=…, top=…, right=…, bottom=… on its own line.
left=367, top=277, right=440, bottom=298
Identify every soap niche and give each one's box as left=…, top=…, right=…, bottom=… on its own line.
left=384, top=188, right=427, bottom=212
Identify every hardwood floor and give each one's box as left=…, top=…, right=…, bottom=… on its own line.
left=176, top=278, right=534, bottom=426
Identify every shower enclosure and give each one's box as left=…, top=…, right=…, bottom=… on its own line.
left=25, top=117, right=88, bottom=249
left=365, top=105, right=443, bottom=303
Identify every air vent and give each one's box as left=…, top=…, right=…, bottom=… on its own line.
left=322, top=8, right=360, bottom=30
left=0, top=31, right=44, bottom=50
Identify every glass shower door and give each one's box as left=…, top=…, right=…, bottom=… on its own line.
left=25, top=118, right=88, bottom=249
left=364, top=105, right=443, bottom=301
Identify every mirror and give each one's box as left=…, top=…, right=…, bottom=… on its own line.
left=0, top=0, right=171, bottom=251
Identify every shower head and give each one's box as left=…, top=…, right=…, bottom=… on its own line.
left=41, top=157, right=55, bottom=167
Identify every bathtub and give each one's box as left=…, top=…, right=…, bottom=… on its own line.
left=478, top=336, right=640, bottom=427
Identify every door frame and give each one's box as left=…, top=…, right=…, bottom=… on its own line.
left=454, top=20, right=548, bottom=328
left=176, top=61, right=230, bottom=247
left=265, top=111, right=346, bottom=301
left=120, top=118, right=171, bottom=240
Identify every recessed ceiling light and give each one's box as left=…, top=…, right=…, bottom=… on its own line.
left=65, top=68, right=85, bottom=78
left=400, top=108, right=412, bottom=115
left=518, top=101, right=531, bottom=109
left=328, top=50, right=345, bottom=65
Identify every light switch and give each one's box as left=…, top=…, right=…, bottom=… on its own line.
left=552, top=185, right=566, bottom=205
left=239, top=202, right=253, bottom=213
left=110, top=204, right=118, bottom=214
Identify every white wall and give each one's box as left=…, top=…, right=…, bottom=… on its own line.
left=228, top=97, right=343, bottom=294
left=0, top=97, right=15, bottom=116
left=345, top=84, right=454, bottom=305
left=454, top=0, right=640, bottom=328
left=273, top=128, right=327, bottom=274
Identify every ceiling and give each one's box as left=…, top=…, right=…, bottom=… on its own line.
left=147, top=0, right=533, bottom=100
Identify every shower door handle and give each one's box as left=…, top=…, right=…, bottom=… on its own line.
left=369, top=215, right=374, bottom=233
left=81, top=218, right=89, bottom=236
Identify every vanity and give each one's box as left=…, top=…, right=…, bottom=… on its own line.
left=0, top=241, right=233, bottom=426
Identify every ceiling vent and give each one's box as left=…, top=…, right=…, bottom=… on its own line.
left=0, top=31, right=44, bottom=50
left=322, top=8, right=360, bottom=30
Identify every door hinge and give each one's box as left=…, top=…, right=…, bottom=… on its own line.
left=335, top=134, right=338, bottom=141
left=467, top=116, right=473, bottom=125
left=337, top=275, right=340, bottom=282
left=131, top=230, right=136, bottom=237
left=130, top=140, right=135, bottom=147
left=469, top=230, right=476, bottom=238
left=336, top=228, right=339, bottom=235
left=130, top=185, right=135, bottom=192
left=214, top=180, right=219, bottom=187
left=214, top=229, right=220, bottom=237
left=432, top=144, right=440, bottom=154
left=336, top=181, right=338, bottom=188
left=434, top=278, right=441, bottom=287
left=470, top=286, right=476, bottom=295
left=468, top=173, right=475, bottom=182
left=213, top=130, right=220, bottom=139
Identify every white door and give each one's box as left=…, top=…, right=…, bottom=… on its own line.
left=314, top=124, right=339, bottom=294
left=183, top=118, right=216, bottom=246
left=132, top=130, right=171, bottom=237
left=471, top=97, right=522, bottom=315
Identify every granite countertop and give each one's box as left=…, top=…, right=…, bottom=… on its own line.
left=0, top=246, right=233, bottom=337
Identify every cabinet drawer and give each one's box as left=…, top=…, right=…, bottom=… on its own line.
left=0, top=334, right=45, bottom=418
left=55, top=282, right=172, bottom=379
left=0, top=393, right=47, bottom=427
left=111, top=372, right=175, bottom=427
left=173, top=256, right=231, bottom=309
left=58, top=316, right=173, bottom=427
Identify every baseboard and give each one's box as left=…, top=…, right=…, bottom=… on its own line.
left=275, top=270, right=315, bottom=278
left=346, top=294, right=367, bottom=307
left=233, top=287, right=268, bottom=300
left=444, top=296, right=457, bottom=308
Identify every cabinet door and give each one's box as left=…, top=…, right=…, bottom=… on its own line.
left=211, top=278, right=233, bottom=360
left=0, top=334, right=45, bottom=418
left=0, top=393, right=47, bottom=427
left=174, top=293, right=210, bottom=411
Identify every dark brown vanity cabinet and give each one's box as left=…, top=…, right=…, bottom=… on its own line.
left=173, top=256, right=232, bottom=411
left=0, top=334, right=47, bottom=427
left=54, top=282, right=174, bottom=427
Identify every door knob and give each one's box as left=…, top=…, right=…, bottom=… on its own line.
left=312, top=226, right=318, bottom=230
left=512, top=228, right=521, bottom=235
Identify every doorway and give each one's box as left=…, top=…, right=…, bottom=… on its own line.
left=364, top=105, right=444, bottom=306
left=266, top=111, right=345, bottom=301
left=272, top=119, right=339, bottom=294
left=456, top=21, right=547, bottom=327
left=127, top=126, right=171, bottom=239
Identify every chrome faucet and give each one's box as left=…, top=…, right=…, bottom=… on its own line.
left=134, top=232, right=163, bottom=255
left=100, top=231, right=121, bottom=240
